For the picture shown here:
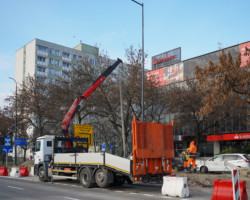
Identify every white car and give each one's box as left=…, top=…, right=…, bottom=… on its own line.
left=197, top=154, right=250, bottom=173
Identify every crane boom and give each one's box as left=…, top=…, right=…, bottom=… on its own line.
left=61, top=58, right=123, bottom=137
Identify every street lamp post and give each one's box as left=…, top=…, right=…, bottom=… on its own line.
left=9, top=77, right=17, bottom=165
left=131, top=0, right=144, bottom=122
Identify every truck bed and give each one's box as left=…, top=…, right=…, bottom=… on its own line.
left=54, top=152, right=131, bottom=175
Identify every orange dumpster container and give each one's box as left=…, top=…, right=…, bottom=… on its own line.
left=132, top=116, right=174, bottom=180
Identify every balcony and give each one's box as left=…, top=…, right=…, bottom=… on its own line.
left=37, top=60, right=48, bottom=67
left=62, top=56, right=71, bottom=63
left=62, top=66, right=71, bottom=72
left=36, top=71, right=48, bottom=77
left=37, top=50, right=48, bottom=57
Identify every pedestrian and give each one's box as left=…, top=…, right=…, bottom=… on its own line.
left=187, top=141, right=197, bottom=173
left=182, top=148, right=190, bottom=172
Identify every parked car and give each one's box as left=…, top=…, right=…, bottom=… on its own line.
left=197, top=154, right=250, bottom=173
left=172, top=157, right=184, bottom=171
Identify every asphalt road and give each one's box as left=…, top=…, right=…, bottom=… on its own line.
left=0, top=176, right=214, bottom=200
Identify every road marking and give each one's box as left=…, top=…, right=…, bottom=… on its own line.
left=64, top=197, right=79, bottom=200
left=115, top=190, right=123, bottom=192
left=143, top=194, right=154, bottom=197
left=129, top=192, right=137, bottom=195
left=7, top=186, right=24, bottom=190
left=161, top=196, right=173, bottom=199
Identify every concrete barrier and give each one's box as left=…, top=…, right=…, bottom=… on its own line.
left=29, top=166, right=35, bottom=176
left=162, top=176, right=189, bottom=198
left=10, top=167, right=20, bottom=177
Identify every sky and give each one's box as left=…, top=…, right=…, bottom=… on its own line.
left=0, top=0, right=250, bottom=108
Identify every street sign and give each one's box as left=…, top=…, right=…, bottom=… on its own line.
left=15, top=138, right=27, bottom=146
left=74, top=124, right=93, bottom=147
left=2, top=145, right=13, bottom=153
left=5, top=137, right=11, bottom=146
left=101, top=144, right=106, bottom=151
left=110, top=145, right=114, bottom=149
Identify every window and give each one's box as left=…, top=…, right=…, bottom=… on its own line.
left=62, top=71, right=68, bottom=77
left=49, top=49, right=53, bottom=54
left=55, top=50, right=60, bottom=56
left=37, top=76, right=45, bottom=81
left=46, top=78, right=52, bottom=84
left=49, top=69, right=53, bottom=74
left=223, top=155, right=237, bottom=161
left=210, top=155, right=223, bottom=162
left=35, top=141, right=41, bottom=152
left=62, top=52, right=70, bottom=58
left=37, top=56, right=45, bottom=62
left=78, top=56, right=82, bottom=61
left=62, top=62, right=69, bottom=68
left=54, top=60, right=60, bottom=66
left=73, top=64, right=76, bottom=69
left=37, top=45, right=47, bottom=52
left=37, top=66, right=45, bottom=72
left=243, top=154, right=250, bottom=160
left=54, top=70, right=59, bottom=76
left=49, top=58, right=54, bottom=64
left=47, top=141, right=52, bottom=147
left=73, top=55, right=76, bottom=60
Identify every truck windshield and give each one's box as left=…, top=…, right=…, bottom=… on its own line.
left=35, top=141, right=41, bottom=152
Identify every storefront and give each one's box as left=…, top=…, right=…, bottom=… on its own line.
left=207, top=133, right=250, bottom=155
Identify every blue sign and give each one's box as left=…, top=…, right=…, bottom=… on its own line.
left=2, top=145, right=13, bottom=153
left=15, top=138, right=27, bottom=146
left=110, top=145, right=114, bottom=149
left=5, top=137, right=11, bottom=145
left=101, top=145, right=106, bottom=149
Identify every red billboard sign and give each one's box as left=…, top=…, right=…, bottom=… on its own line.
left=146, top=62, right=183, bottom=87
left=207, top=133, right=250, bottom=141
left=152, top=48, right=181, bottom=70
left=153, top=55, right=175, bottom=65
left=239, top=42, right=250, bottom=67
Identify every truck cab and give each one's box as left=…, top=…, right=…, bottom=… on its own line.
left=34, top=135, right=53, bottom=175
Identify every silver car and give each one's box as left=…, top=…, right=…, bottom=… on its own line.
left=197, top=154, right=250, bottom=173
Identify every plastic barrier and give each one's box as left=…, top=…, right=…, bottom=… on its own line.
left=0, top=167, right=8, bottom=176
left=10, top=167, right=20, bottom=177
left=211, top=179, right=248, bottom=200
left=232, top=169, right=240, bottom=200
left=19, top=167, right=29, bottom=176
left=29, top=166, right=34, bottom=176
left=162, top=176, right=189, bottom=198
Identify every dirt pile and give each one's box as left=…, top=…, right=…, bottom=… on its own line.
left=20, top=160, right=35, bottom=172
left=174, top=168, right=250, bottom=189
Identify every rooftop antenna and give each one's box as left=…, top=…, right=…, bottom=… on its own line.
left=217, top=42, right=223, bottom=50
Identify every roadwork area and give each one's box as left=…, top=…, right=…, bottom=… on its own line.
left=175, top=168, right=250, bottom=189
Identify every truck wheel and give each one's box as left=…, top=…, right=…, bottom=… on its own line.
left=80, top=168, right=94, bottom=188
left=39, top=166, right=46, bottom=182
left=200, top=166, right=208, bottom=173
left=95, top=168, right=110, bottom=188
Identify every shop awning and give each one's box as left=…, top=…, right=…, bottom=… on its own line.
left=207, top=133, right=250, bottom=141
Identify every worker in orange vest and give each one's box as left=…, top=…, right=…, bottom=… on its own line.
left=187, top=141, right=197, bottom=173
left=181, top=148, right=190, bottom=172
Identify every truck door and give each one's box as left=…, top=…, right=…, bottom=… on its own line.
left=34, top=139, right=43, bottom=165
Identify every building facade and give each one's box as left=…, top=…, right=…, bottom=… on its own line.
left=15, top=38, right=101, bottom=85
left=147, top=41, right=250, bottom=156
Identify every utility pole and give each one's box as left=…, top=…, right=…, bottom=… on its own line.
left=131, top=0, right=145, bottom=121
left=9, top=77, right=18, bottom=165
left=119, top=64, right=126, bottom=157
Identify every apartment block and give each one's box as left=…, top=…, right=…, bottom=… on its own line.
left=15, top=38, right=100, bottom=85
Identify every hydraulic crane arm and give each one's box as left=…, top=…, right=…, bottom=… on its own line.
left=61, top=58, right=123, bottom=137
